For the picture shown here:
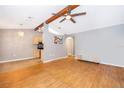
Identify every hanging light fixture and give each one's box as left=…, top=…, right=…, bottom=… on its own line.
left=37, top=27, right=43, bottom=32
left=65, top=15, right=71, bottom=20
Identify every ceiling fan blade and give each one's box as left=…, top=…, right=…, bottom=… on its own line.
left=59, top=18, right=66, bottom=23
left=71, top=12, right=86, bottom=17
left=52, top=13, right=57, bottom=15
left=67, top=7, right=71, bottom=15
left=70, top=18, right=76, bottom=23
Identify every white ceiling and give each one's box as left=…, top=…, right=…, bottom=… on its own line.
left=0, top=5, right=65, bottom=29
left=50, top=5, right=124, bottom=34
left=0, top=5, right=124, bottom=34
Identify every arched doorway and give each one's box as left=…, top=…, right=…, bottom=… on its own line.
left=65, top=36, right=74, bottom=56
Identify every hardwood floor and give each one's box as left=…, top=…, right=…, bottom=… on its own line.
left=0, top=57, right=124, bottom=88
left=0, top=58, right=41, bottom=73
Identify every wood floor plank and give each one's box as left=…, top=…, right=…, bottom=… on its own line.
left=0, top=57, right=124, bottom=88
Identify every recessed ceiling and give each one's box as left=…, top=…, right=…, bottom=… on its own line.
left=49, top=5, right=124, bottom=34
left=0, top=5, right=65, bottom=29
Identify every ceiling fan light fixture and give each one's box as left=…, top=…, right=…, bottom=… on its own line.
left=65, top=15, right=71, bottom=20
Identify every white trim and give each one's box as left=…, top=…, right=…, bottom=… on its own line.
left=43, top=56, right=68, bottom=63
left=75, top=56, right=124, bottom=68
left=0, top=57, right=34, bottom=63
left=101, top=61, right=124, bottom=68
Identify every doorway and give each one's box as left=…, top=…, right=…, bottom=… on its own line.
left=65, top=36, right=74, bottom=56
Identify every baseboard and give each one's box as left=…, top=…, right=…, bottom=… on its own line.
left=43, top=56, right=68, bottom=63
left=0, top=57, right=35, bottom=63
left=77, top=59, right=99, bottom=64
left=75, top=56, right=124, bottom=68
left=101, top=61, right=124, bottom=68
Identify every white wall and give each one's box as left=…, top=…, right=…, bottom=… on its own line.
left=0, top=29, right=42, bottom=62
left=74, top=24, right=124, bottom=67
left=42, top=24, right=67, bottom=63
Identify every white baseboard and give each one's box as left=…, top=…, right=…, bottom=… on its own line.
left=0, top=57, right=35, bottom=63
left=75, top=55, right=124, bottom=68
left=101, top=61, right=124, bottom=68
left=43, top=56, right=68, bottom=63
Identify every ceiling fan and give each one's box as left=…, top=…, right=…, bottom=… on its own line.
left=52, top=8, right=86, bottom=23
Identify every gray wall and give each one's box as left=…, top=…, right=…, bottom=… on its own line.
left=0, top=29, right=42, bottom=62
left=42, top=24, right=67, bottom=62
left=74, top=24, right=124, bottom=67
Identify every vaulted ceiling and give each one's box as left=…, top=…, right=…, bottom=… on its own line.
left=0, top=5, right=65, bottom=29
left=49, top=5, right=124, bottom=34
left=0, top=5, right=124, bottom=34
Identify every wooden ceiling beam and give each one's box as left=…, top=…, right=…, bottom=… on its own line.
left=34, top=5, right=79, bottom=31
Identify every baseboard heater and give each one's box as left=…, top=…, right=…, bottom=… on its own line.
left=75, top=55, right=100, bottom=64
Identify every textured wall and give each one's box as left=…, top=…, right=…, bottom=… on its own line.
left=0, top=29, right=42, bottom=62
left=74, top=24, right=124, bottom=67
